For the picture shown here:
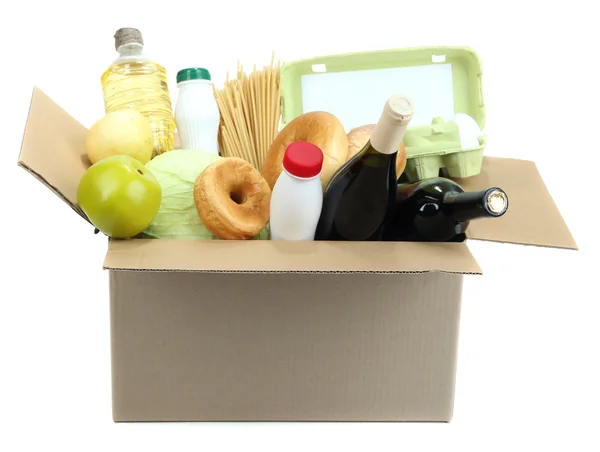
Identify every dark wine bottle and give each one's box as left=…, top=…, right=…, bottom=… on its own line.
left=383, top=177, right=509, bottom=242
left=314, top=95, right=415, bottom=241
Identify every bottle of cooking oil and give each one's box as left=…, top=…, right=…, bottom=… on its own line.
left=101, top=27, right=175, bottom=156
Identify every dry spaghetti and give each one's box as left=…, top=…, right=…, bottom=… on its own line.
left=213, top=54, right=282, bottom=171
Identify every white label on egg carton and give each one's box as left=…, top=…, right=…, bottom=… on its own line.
left=301, top=64, right=455, bottom=132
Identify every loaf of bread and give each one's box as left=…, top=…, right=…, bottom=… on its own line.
left=261, top=111, right=348, bottom=192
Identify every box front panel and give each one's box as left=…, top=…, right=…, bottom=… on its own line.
left=110, top=271, right=463, bottom=422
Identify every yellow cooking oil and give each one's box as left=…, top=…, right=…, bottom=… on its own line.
left=101, top=28, right=175, bottom=156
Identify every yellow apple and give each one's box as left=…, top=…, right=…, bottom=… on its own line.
left=86, top=110, right=154, bottom=164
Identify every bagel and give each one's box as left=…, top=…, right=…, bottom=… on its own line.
left=194, top=157, right=271, bottom=240
left=261, top=111, right=348, bottom=192
left=347, top=124, right=408, bottom=177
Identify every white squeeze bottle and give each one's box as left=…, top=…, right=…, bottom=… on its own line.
left=174, top=68, right=220, bottom=155
left=270, top=142, right=324, bottom=241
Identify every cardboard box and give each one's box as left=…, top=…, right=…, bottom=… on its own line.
left=17, top=48, right=577, bottom=421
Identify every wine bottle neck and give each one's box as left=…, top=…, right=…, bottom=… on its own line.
left=370, top=95, right=413, bottom=155
left=443, top=188, right=508, bottom=222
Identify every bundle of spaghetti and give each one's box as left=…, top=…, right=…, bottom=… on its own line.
left=213, top=54, right=281, bottom=171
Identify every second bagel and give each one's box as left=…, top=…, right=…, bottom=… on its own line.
left=261, top=111, right=348, bottom=192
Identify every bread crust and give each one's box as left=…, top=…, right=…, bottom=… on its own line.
left=261, top=111, right=348, bottom=192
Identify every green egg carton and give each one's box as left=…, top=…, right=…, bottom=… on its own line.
left=402, top=116, right=486, bottom=181
left=280, top=46, right=486, bottom=181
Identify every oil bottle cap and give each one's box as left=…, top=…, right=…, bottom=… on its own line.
left=114, top=28, right=143, bottom=50
left=283, top=142, right=324, bottom=178
left=177, top=68, right=211, bottom=83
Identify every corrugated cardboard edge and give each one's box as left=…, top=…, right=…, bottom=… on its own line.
left=103, top=239, right=483, bottom=275
left=466, top=235, right=579, bottom=251
left=18, top=160, right=88, bottom=222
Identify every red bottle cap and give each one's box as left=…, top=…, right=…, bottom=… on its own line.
left=282, top=142, right=324, bottom=178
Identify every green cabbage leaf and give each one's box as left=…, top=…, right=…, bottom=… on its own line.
left=144, top=149, right=269, bottom=240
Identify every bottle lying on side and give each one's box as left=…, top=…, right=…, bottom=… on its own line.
left=382, top=177, right=509, bottom=242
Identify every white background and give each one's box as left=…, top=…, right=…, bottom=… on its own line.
left=1, top=1, right=598, bottom=451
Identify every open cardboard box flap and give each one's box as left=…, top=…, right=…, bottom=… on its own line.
left=456, top=157, right=577, bottom=249
left=17, top=87, right=576, bottom=275
left=18, top=87, right=90, bottom=223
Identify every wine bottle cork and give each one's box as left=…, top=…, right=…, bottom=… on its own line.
left=114, top=27, right=143, bottom=50
left=486, top=188, right=509, bottom=215
left=370, top=94, right=415, bottom=155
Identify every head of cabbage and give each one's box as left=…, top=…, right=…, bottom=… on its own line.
left=144, top=149, right=269, bottom=240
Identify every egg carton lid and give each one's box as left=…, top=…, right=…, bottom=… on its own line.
left=280, top=46, right=485, bottom=133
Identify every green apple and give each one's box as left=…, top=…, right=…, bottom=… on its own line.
left=77, top=155, right=161, bottom=239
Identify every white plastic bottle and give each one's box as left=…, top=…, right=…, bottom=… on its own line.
left=270, top=142, right=324, bottom=241
left=174, top=68, right=221, bottom=155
